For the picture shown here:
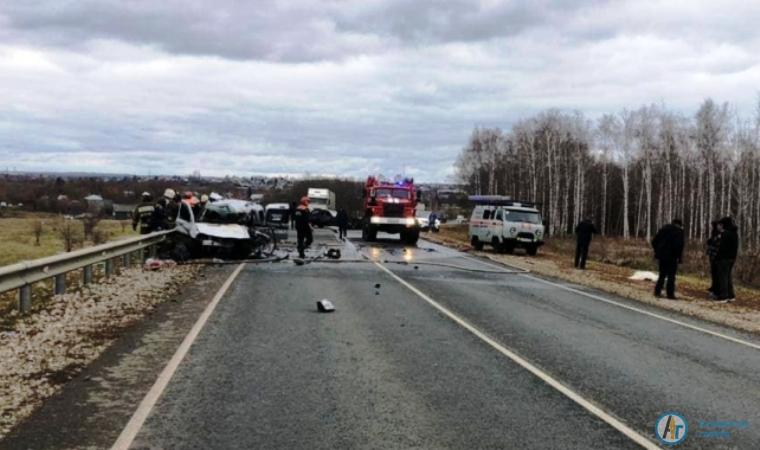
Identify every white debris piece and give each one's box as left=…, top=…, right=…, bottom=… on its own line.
left=317, top=299, right=335, bottom=312
left=629, top=271, right=659, bottom=282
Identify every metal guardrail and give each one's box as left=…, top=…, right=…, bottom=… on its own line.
left=0, top=230, right=174, bottom=313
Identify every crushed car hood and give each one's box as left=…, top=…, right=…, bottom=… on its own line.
left=194, top=223, right=250, bottom=240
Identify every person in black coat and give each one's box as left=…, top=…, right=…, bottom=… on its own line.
left=336, top=208, right=349, bottom=241
left=714, top=217, right=738, bottom=302
left=705, top=221, right=721, bottom=297
left=574, top=218, right=597, bottom=269
left=651, top=219, right=685, bottom=299
left=293, top=197, right=313, bottom=258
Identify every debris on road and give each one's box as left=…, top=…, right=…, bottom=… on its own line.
left=325, top=248, right=341, bottom=259
left=143, top=258, right=177, bottom=271
left=317, top=299, right=335, bottom=312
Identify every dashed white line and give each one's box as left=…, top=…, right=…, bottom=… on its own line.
left=375, top=260, right=660, bottom=449
left=111, top=263, right=246, bottom=450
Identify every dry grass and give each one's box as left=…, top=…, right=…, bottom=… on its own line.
left=0, top=213, right=137, bottom=315
left=0, top=213, right=136, bottom=267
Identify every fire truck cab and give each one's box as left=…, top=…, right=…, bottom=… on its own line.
left=362, top=176, right=420, bottom=245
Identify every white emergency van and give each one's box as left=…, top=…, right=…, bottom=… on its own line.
left=468, top=196, right=545, bottom=255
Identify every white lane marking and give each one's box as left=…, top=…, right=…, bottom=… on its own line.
left=111, top=263, right=246, bottom=450
left=520, top=273, right=760, bottom=351
left=375, top=261, right=659, bottom=450
left=427, top=240, right=760, bottom=352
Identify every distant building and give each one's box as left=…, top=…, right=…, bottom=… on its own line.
left=84, top=194, right=105, bottom=213
left=112, top=204, right=136, bottom=220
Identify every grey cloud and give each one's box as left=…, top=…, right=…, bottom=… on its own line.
left=0, top=0, right=614, bottom=62
left=2, top=0, right=759, bottom=181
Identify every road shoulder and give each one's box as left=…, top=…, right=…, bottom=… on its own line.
left=0, top=264, right=235, bottom=450
left=422, top=232, right=760, bottom=336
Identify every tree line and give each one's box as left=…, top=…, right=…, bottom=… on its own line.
left=455, top=98, right=760, bottom=252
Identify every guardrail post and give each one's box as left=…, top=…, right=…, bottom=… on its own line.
left=19, top=285, right=31, bottom=314
left=138, top=248, right=145, bottom=262
left=149, top=244, right=157, bottom=258
left=54, top=274, right=66, bottom=295
left=122, top=253, right=130, bottom=268
left=83, top=265, right=93, bottom=285
left=105, top=259, right=114, bottom=278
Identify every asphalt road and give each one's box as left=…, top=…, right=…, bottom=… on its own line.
left=5, top=228, right=760, bottom=449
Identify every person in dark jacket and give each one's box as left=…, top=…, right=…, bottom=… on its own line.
left=132, top=192, right=156, bottom=234
left=151, top=188, right=172, bottom=230
left=336, top=208, right=349, bottom=241
left=428, top=211, right=439, bottom=232
left=705, top=221, right=721, bottom=297
left=714, top=217, right=738, bottom=302
left=293, top=196, right=313, bottom=258
left=651, top=219, right=685, bottom=299
left=574, top=218, right=597, bottom=269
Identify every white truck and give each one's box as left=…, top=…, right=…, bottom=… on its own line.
left=307, top=188, right=337, bottom=227
left=468, top=195, right=545, bottom=255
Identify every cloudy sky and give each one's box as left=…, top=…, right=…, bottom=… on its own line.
left=1, top=1, right=759, bottom=181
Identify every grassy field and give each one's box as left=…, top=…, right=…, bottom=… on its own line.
left=0, top=213, right=137, bottom=267
left=0, top=213, right=138, bottom=319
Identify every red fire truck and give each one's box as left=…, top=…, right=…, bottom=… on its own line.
left=362, top=176, right=420, bottom=245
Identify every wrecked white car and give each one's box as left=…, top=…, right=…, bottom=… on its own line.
left=172, top=199, right=270, bottom=260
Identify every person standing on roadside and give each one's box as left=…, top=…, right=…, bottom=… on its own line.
left=651, top=219, right=685, bottom=299
left=132, top=192, right=156, bottom=234
left=705, top=221, right=721, bottom=298
left=294, top=196, right=313, bottom=258
left=336, top=208, right=349, bottom=241
left=153, top=188, right=175, bottom=230
left=574, top=217, right=597, bottom=269
left=714, top=217, right=738, bottom=303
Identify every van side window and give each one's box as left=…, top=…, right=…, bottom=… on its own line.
left=495, top=210, right=503, bottom=221
left=482, top=209, right=491, bottom=220
left=179, top=203, right=192, bottom=222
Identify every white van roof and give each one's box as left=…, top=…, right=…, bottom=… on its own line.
left=472, top=204, right=540, bottom=213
